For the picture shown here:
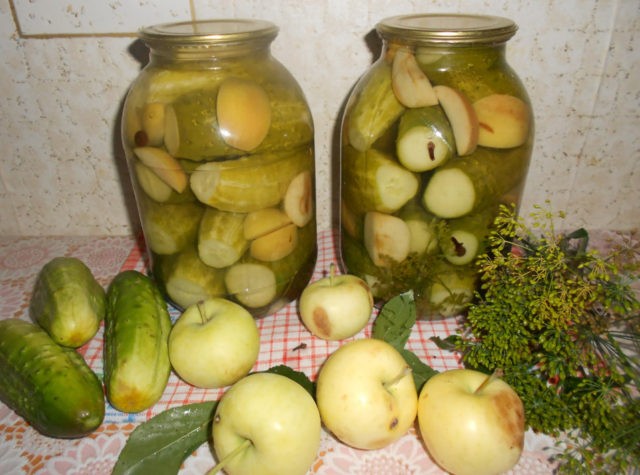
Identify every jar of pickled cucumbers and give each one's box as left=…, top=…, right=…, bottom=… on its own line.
left=339, top=14, right=533, bottom=318
left=122, top=20, right=316, bottom=317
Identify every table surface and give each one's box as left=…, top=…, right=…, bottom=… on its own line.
left=0, top=230, right=558, bottom=475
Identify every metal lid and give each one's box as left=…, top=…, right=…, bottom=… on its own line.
left=139, top=19, right=279, bottom=50
left=377, top=14, right=518, bottom=45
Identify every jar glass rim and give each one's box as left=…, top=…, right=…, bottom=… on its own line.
left=376, top=13, right=518, bottom=45
left=139, top=19, right=278, bottom=49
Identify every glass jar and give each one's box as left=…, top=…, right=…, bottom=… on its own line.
left=122, top=20, right=316, bottom=317
left=339, top=14, right=533, bottom=318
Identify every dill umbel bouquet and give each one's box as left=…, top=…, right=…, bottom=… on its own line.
left=440, top=204, right=640, bottom=473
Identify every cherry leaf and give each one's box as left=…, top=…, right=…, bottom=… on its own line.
left=112, top=400, right=217, bottom=475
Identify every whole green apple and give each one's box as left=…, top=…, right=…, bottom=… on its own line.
left=168, top=298, right=259, bottom=388
left=298, top=265, right=373, bottom=340
left=315, top=338, right=417, bottom=450
left=417, top=368, right=525, bottom=475
left=211, top=372, right=321, bottom=475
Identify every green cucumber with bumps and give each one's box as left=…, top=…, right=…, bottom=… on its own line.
left=30, top=256, right=106, bottom=348
left=0, top=318, right=105, bottom=438
left=104, top=270, right=171, bottom=414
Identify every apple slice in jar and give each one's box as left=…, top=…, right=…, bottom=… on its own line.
left=134, top=161, right=173, bottom=203
left=224, top=262, right=277, bottom=309
left=243, top=207, right=292, bottom=240
left=473, top=94, right=531, bottom=148
left=391, top=48, right=439, bottom=108
left=133, top=146, right=187, bottom=193
left=433, top=85, right=479, bottom=156
left=162, top=104, right=180, bottom=156
left=363, top=211, right=411, bottom=267
left=283, top=170, right=314, bottom=227
left=250, top=223, right=298, bottom=262
left=140, top=102, right=166, bottom=146
left=217, top=77, right=272, bottom=152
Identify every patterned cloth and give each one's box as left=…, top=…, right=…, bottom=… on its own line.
left=0, top=232, right=556, bottom=474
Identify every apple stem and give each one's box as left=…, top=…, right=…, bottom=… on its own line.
left=384, top=365, right=413, bottom=390
left=197, top=301, right=207, bottom=325
left=328, top=262, right=336, bottom=285
left=206, top=438, right=252, bottom=475
left=474, top=368, right=504, bottom=394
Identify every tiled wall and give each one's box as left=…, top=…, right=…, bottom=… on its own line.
left=1, top=0, right=638, bottom=236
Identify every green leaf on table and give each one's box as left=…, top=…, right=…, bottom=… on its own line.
left=264, top=364, right=316, bottom=398
left=373, top=290, right=439, bottom=392
left=372, top=290, right=416, bottom=351
left=112, top=400, right=217, bottom=475
left=401, top=348, right=439, bottom=392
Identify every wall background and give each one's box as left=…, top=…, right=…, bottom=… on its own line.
left=0, top=0, right=638, bottom=236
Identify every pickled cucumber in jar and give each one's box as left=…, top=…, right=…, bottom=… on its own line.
left=340, top=14, right=533, bottom=318
left=122, top=20, right=317, bottom=317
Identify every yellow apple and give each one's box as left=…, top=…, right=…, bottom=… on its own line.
left=315, top=338, right=418, bottom=450
left=211, top=372, right=321, bottom=475
left=168, top=298, right=259, bottom=389
left=417, top=368, right=525, bottom=475
left=298, top=265, right=373, bottom=340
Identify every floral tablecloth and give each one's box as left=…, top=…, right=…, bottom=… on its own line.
left=0, top=231, right=557, bottom=474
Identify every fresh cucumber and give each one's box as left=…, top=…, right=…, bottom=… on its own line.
left=0, top=318, right=105, bottom=438
left=30, top=256, right=106, bottom=348
left=104, top=270, right=171, bottom=413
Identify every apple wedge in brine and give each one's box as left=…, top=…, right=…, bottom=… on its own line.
left=391, top=48, right=439, bottom=108
left=433, top=85, right=479, bottom=157
left=133, top=146, right=187, bottom=193
left=363, top=211, right=411, bottom=267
